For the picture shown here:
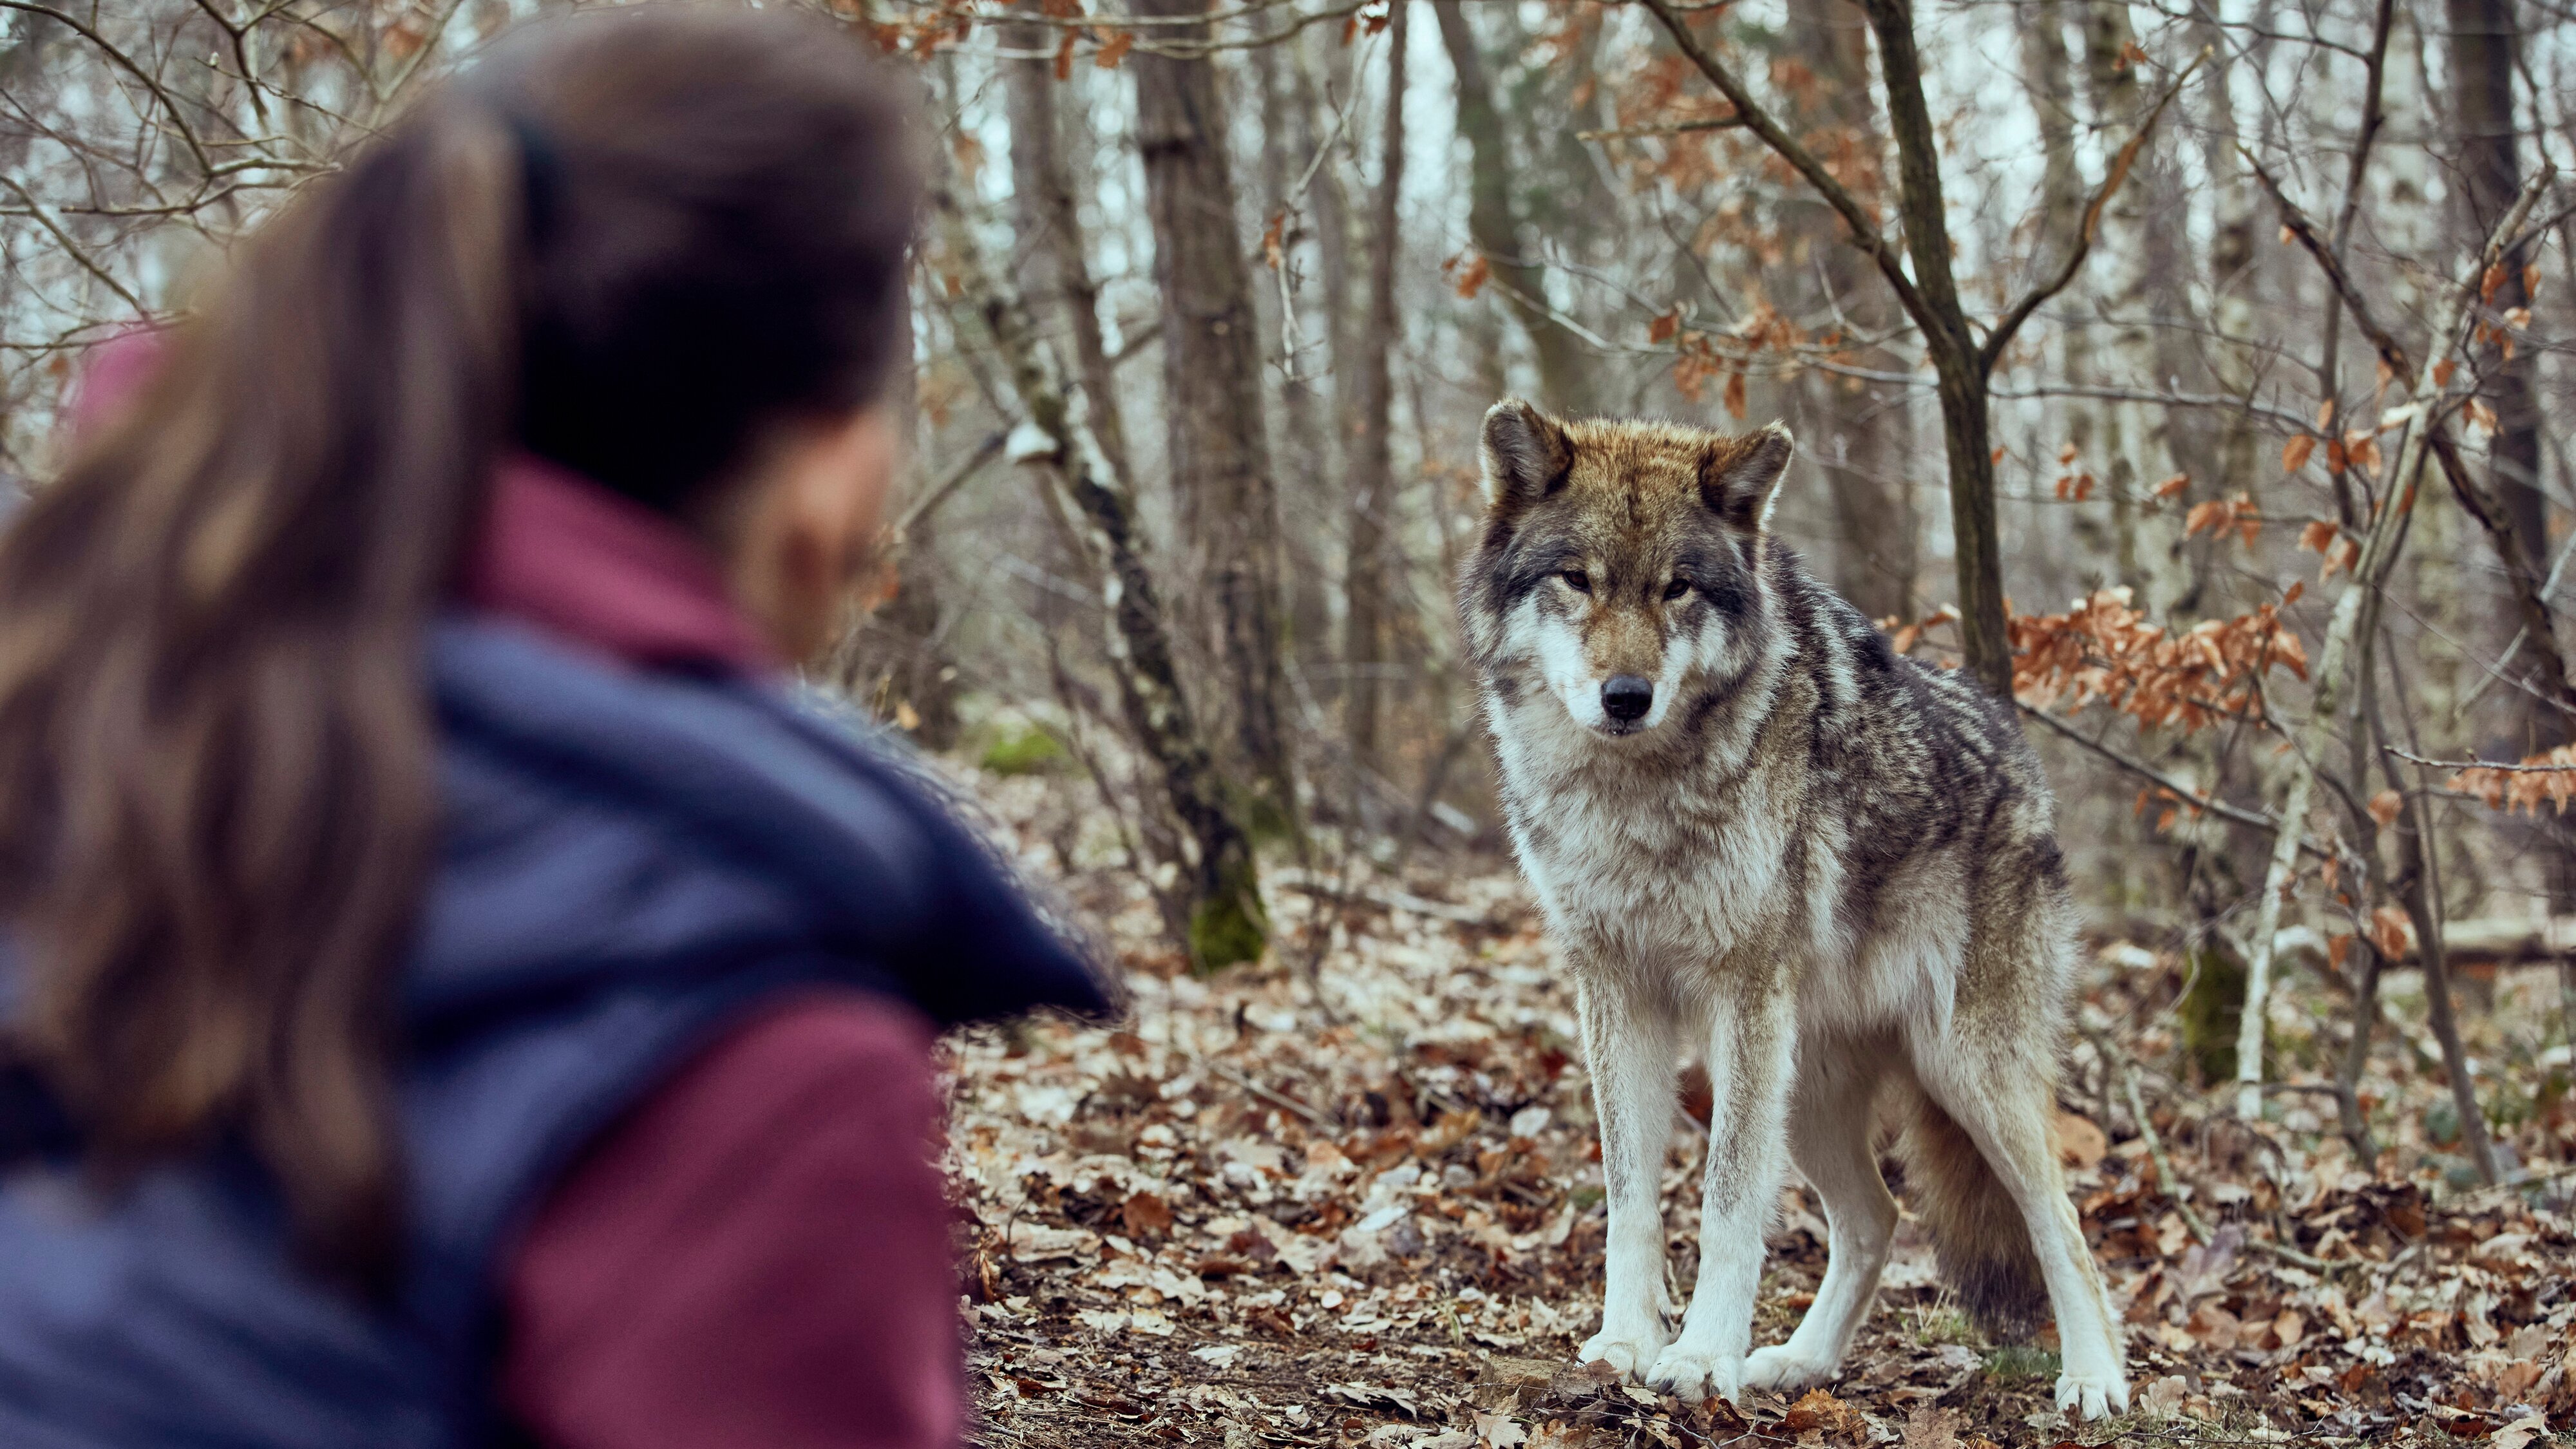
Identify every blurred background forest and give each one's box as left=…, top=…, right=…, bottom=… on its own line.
left=6, top=1, right=2576, bottom=1441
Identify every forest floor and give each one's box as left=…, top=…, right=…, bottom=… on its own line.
left=942, top=765, right=2576, bottom=1448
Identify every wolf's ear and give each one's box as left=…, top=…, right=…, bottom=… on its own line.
left=1700, top=422, right=1794, bottom=530
left=1479, top=399, right=1573, bottom=513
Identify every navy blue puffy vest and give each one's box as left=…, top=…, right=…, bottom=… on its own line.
left=0, top=620, right=1106, bottom=1447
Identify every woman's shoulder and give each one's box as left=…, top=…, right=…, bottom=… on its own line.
left=415, top=616, right=1109, bottom=1029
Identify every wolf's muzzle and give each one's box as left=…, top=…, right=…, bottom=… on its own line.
left=1602, top=675, right=1653, bottom=723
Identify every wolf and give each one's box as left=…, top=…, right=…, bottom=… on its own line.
left=1456, top=400, right=2126, bottom=1419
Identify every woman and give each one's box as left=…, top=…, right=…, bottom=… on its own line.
left=0, top=8, right=1103, bottom=1447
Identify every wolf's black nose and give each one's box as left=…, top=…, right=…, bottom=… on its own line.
left=1602, top=675, right=1653, bottom=722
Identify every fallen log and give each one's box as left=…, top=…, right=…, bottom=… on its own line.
left=2275, top=917, right=2576, bottom=967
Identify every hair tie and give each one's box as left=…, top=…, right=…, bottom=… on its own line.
left=505, top=111, right=562, bottom=245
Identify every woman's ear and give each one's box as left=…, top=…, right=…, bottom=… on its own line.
left=721, top=403, right=903, bottom=663
left=1479, top=399, right=1572, bottom=515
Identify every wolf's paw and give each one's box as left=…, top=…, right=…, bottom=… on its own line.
left=2054, top=1370, right=2130, bottom=1421
left=1742, top=1344, right=1838, bottom=1393
left=1645, top=1343, right=1743, bottom=1405
left=1576, top=1329, right=1666, bottom=1381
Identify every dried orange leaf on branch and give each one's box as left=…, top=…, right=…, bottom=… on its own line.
left=1445, top=252, right=1490, bottom=299
left=2367, top=905, right=2412, bottom=961
left=2011, top=588, right=2306, bottom=730
left=2445, top=743, right=2576, bottom=815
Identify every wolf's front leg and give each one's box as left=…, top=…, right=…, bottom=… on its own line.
left=1573, top=974, right=1680, bottom=1379
left=1649, top=983, right=1795, bottom=1405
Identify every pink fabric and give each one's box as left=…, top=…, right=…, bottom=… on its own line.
left=463, top=454, right=780, bottom=674
left=500, top=995, right=961, bottom=1449
left=63, top=325, right=166, bottom=444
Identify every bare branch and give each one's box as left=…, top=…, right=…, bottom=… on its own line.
left=1633, top=0, right=1931, bottom=334
left=2019, top=703, right=2333, bottom=860
left=0, top=1, right=217, bottom=180
left=0, top=175, right=146, bottom=314
left=1980, top=48, right=2208, bottom=374
left=1576, top=115, right=1746, bottom=142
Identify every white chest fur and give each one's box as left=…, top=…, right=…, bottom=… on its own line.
left=1486, top=697, right=1806, bottom=976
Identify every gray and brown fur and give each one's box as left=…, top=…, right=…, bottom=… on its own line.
left=1458, top=401, right=2125, bottom=1417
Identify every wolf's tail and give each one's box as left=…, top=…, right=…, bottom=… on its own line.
left=1895, top=1090, right=2048, bottom=1341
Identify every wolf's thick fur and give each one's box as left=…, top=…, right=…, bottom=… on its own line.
left=1458, top=402, right=2126, bottom=1419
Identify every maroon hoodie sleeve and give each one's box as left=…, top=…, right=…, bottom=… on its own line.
left=498, top=992, right=963, bottom=1449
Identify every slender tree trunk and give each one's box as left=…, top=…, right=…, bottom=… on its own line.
left=931, top=184, right=1269, bottom=972
left=1254, top=37, right=1331, bottom=687
left=2230, top=177, right=2544, bottom=1138
left=2443, top=0, right=2570, bottom=913
left=1298, top=36, right=1363, bottom=743
left=1855, top=0, right=2012, bottom=697
left=1431, top=0, right=1592, bottom=415
left=835, top=299, right=961, bottom=748
left=2078, top=0, right=2204, bottom=616
left=1130, top=0, right=1298, bottom=831
left=2019, top=0, right=2112, bottom=572
left=1005, top=5, right=1135, bottom=489
left=1345, top=0, right=1406, bottom=773
left=2447, top=0, right=2546, bottom=591
left=2194, top=1, right=2263, bottom=622
left=1786, top=0, right=1913, bottom=622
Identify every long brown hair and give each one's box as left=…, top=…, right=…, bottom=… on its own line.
left=0, top=6, right=919, bottom=1285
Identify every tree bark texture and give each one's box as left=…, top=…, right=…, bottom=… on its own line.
left=1853, top=0, right=2014, bottom=699
left=1345, top=0, right=1406, bottom=772
left=2078, top=0, right=2201, bottom=617
left=1005, top=5, right=1135, bottom=490
left=1130, top=0, right=1298, bottom=831
left=2443, top=0, right=2565, bottom=929
left=1783, top=0, right=1915, bottom=622
left=1254, top=37, right=1332, bottom=683
left=1432, top=0, right=1593, bottom=417
left=932, top=184, right=1269, bottom=972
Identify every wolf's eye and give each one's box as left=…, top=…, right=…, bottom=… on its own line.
left=1662, top=579, right=1691, bottom=601
left=1560, top=571, right=1591, bottom=594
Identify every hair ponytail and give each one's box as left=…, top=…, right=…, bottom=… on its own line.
left=0, top=95, right=527, bottom=1285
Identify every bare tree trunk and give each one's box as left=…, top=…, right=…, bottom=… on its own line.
left=931, top=184, right=1269, bottom=972
left=2018, top=0, right=2111, bottom=573
left=2193, top=0, right=2264, bottom=622
left=1130, top=0, right=1298, bottom=833
left=1345, top=0, right=1406, bottom=773
left=1005, top=5, right=1135, bottom=489
left=1786, top=0, right=1913, bottom=622
left=1297, top=35, right=1363, bottom=746
left=2447, top=0, right=2546, bottom=594
left=1431, top=0, right=1592, bottom=415
left=1854, top=0, right=2011, bottom=697
left=1255, top=37, right=1331, bottom=687
left=2444, top=0, right=2570, bottom=913
left=2078, top=0, right=2203, bottom=616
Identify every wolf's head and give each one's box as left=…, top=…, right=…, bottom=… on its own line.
left=1458, top=400, right=1792, bottom=739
